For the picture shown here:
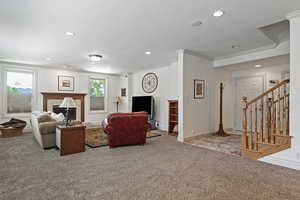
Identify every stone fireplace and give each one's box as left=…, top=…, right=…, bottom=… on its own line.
left=41, top=93, right=86, bottom=122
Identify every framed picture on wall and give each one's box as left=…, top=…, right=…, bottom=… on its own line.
left=121, top=88, right=126, bottom=97
left=194, top=80, right=205, bottom=99
left=58, top=75, right=75, bottom=91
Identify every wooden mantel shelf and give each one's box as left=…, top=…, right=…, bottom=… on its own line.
left=41, top=92, right=87, bottom=96
left=41, top=92, right=87, bottom=122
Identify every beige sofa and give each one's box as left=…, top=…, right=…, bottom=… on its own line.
left=31, top=112, right=64, bottom=149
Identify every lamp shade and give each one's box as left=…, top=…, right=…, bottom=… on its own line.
left=59, top=97, right=77, bottom=108
left=113, top=96, right=122, bottom=104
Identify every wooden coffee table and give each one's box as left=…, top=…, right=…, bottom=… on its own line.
left=56, top=124, right=86, bottom=156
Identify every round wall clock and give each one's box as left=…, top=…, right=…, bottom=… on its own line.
left=142, top=72, right=158, bottom=93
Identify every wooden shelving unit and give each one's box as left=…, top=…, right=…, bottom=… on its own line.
left=168, top=100, right=178, bottom=136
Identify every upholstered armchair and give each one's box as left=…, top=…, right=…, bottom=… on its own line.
left=31, top=112, right=63, bottom=149
left=103, top=112, right=151, bottom=148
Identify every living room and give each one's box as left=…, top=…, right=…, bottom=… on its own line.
left=1, top=1, right=300, bottom=199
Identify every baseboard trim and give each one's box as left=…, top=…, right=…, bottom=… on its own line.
left=259, top=156, right=300, bottom=170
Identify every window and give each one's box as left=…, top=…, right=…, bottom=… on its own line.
left=89, top=78, right=106, bottom=111
left=5, top=70, right=34, bottom=114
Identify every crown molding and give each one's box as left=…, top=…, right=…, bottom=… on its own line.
left=286, top=10, right=300, bottom=20
left=0, top=60, right=121, bottom=76
left=214, top=40, right=290, bottom=67
left=184, top=49, right=214, bottom=61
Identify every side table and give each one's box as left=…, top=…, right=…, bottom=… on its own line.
left=56, top=124, right=86, bottom=156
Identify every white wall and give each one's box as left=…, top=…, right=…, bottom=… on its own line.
left=118, top=74, right=132, bottom=113
left=131, top=63, right=178, bottom=131
left=178, top=50, right=290, bottom=141
left=178, top=50, right=234, bottom=141
left=211, top=68, right=234, bottom=132
left=207, top=63, right=290, bottom=134
left=179, top=51, right=215, bottom=139
left=232, top=64, right=289, bottom=90
left=0, top=63, right=121, bottom=130
left=259, top=12, right=300, bottom=170
left=229, top=64, right=289, bottom=130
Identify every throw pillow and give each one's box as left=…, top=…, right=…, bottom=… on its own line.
left=37, top=113, right=53, bottom=123
left=51, top=112, right=65, bottom=122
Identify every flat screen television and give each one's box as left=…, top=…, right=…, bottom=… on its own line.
left=132, top=96, right=154, bottom=119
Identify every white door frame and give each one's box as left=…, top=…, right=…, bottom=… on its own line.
left=233, top=74, right=265, bottom=131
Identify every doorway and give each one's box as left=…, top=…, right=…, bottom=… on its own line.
left=234, top=75, right=264, bottom=131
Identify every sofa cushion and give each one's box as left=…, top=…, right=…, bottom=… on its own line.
left=39, top=121, right=64, bottom=135
left=51, top=112, right=65, bottom=121
left=37, top=113, right=54, bottom=123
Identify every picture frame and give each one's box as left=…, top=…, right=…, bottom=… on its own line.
left=194, top=80, right=205, bottom=99
left=58, top=75, right=75, bottom=91
left=121, top=88, right=126, bottom=97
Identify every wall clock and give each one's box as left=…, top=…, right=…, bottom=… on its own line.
left=142, top=73, right=158, bottom=93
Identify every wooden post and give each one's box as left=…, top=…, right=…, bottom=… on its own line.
left=277, top=87, right=281, bottom=134
left=282, top=84, right=288, bottom=136
left=259, top=99, right=264, bottom=142
left=266, top=98, right=272, bottom=143
left=250, top=105, right=253, bottom=149
left=242, top=96, right=248, bottom=150
left=254, top=102, right=258, bottom=150
left=215, top=82, right=229, bottom=137
left=271, top=92, right=276, bottom=144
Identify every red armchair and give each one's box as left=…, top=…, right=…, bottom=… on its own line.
left=103, top=112, right=151, bottom=148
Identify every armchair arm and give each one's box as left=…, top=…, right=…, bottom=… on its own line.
left=104, top=125, right=113, bottom=135
left=144, top=123, right=151, bottom=132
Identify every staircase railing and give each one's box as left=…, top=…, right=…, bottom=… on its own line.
left=241, top=79, right=290, bottom=152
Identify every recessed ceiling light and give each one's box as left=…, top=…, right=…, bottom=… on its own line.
left=45, top=57, right=51, bottom=61
left=232, top=45, right=240, bottom=49
left=254, top=64, right=262, bottom=68
left=89, top=54, right=102, bottom=62
left=191, top=20, right=203, bottom=27
left=65, top=32, right=75, bottom=36
left=145, top=51, right=151, bottom=55
left=213, top=10, right=224, bottom=17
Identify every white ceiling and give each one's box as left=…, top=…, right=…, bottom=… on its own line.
left=217, top=54, right=290, bottom=72
left=0, top=0, right=299, bottom=74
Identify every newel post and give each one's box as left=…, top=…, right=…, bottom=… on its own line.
left=242, top=96, right=248, bottom=149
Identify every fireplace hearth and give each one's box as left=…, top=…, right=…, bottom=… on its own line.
left=53, top=105, right=76, bottom=120
left=41, top=93, right=86, bottom=122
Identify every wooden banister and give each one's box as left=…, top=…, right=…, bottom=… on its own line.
left=247, top=79, right=290, bottom=106
left=241, top=79, right=290, bottom=157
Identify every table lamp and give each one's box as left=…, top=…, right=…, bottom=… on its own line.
left=113, top=96, right=122, bottom=112
left=60, top=97, right=77, bottom=126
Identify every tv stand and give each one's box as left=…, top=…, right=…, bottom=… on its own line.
left=148, top=116, right=157, bottom=130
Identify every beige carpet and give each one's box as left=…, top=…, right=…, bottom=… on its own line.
left=85, top=128, right=164, bottom=148
left=184, top=133, right=242, bottom=157
left=1, top=133, right=300, bottom=200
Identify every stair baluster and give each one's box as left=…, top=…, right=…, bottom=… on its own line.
left=271, top=91, right=275, bottom=144
left=242, top=97, right=248, bottom=150
left=254, top=102, right=258, bottom=150
left=277, top=87, right=281, bottom=135
left=241, top=79, right=290, bottom=159
left=260, top=98, right=264, bottom=143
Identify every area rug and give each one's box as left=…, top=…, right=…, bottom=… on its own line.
left=85, top=127, right=162, bottom=148
left=184, top=133, right=242, bottom=157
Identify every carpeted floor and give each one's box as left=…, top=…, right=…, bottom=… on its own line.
left=86, top=128, right=164, bottom=148
left=1, top=134, right=300, bottom=200
left=184, top=133, right=242, bottom=157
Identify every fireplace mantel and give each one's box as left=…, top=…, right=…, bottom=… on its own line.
left=41, top=92, right=87, bottom=122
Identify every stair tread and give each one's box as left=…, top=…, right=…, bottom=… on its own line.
left=244, top=149, right=260, bottom=153
left=256, top=142, right=280, bottom=146
left=273, top=134, right=292, bottom=138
